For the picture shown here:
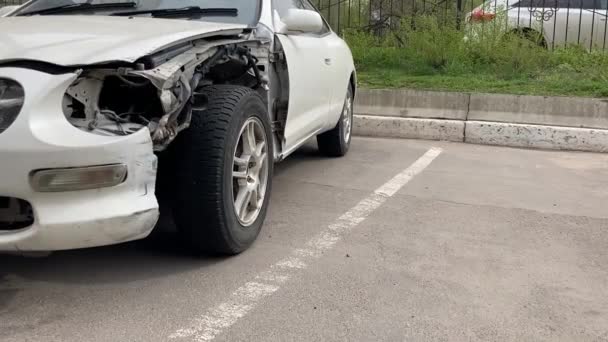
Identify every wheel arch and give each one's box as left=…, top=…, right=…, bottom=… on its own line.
left=509, top=27, right=548, bottom=48
left=349, top=70, right=357, bottom=99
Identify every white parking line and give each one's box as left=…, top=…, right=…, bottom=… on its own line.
left=170, top=147, right=443, bottom=342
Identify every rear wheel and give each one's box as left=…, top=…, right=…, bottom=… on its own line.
left=505, top=29, right=547, bottom=48
left=160, top=85, right=273, bottom=255
left=317, top=86, right=353, bottom=157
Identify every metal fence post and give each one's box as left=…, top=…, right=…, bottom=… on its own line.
left=456, top=0, right=463, bottom=29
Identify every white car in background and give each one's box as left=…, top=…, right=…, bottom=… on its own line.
left=0, top=0, right=356, bottom=254
left=468, top=0, right=608, bottom=48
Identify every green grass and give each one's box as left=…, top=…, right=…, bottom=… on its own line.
left=358, top=68, right=608, bottom=97
left=346, top=16, right=608, bottom=98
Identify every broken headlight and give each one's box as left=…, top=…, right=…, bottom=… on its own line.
left=0, top=78, right=24, bottom=134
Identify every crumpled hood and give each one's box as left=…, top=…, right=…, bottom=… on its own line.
left=0, top=16, right=247, bottom=66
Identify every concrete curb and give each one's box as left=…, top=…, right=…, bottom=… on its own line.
left=354, top=115, right=464, bottom=142
left=354, top=89, right=608, bottom=153
left=465, top=121, right=608, bottom=153
left=355, top=89, right=469, bottom=120
left=468, top=93, right=608, bottom=129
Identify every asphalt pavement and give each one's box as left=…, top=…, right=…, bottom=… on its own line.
left=1, top=137, right=607, bottom=342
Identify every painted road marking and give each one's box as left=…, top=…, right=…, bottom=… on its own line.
left=170, top=147, right=443, bottom=341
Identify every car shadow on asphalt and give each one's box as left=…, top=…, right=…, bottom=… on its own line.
left=272, top=140, right=327, bottom=177
left=0, top=232, right=228, bottom=317
left=0, top=232, right=226, bottom=285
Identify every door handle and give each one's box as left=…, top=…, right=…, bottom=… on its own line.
left=324, top=58, right=332, bottom=65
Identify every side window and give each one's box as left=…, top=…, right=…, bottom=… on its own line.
left=581, top=0, right=608, bottom=8
left=516, top=0, right=608, bottom=8
left=512, top=0, right=533, bottom=8
left=513, top=0, right=562, bottom=7
left=556, top=0, right=583, bottom=8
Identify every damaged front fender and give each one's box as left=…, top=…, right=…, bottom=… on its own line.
left=62, top=37, right=270, bottom=151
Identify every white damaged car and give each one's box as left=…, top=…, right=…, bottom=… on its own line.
left=0, top=0, right=356, bottom=254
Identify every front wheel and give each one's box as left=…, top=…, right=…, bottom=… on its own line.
left=317, top=86, right=353, bottom=157
left=162, top=85, right=273, bottom=255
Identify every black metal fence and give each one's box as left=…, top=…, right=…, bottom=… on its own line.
left=314, top=0, right=608, bottom=49
left=2, top=0, right=607, bottom=49
left=0, top=0, right=22, bottom=6
left=312, top=0, right=466, bottom=33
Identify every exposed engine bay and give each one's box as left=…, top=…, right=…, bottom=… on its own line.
left=62, top=34, right=286, bottom=151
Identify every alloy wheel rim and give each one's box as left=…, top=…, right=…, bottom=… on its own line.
left=232, top=117, right=269, bottom=227
left=343, top=93, right=353, bottom=143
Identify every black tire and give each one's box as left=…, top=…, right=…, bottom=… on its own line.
left=317, top=86, right=354, bottom=157
left=161, top=85, right=273, bottom=255
left=505, top=29, right=547, bottom=48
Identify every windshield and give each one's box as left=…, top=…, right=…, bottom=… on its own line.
left=14, top=0, right=260, bottom=25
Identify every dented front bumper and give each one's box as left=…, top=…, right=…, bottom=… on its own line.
left=0, top=67, right=159, bottom=251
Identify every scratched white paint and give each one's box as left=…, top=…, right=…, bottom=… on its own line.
left=170, top=147, right=443, bottom=341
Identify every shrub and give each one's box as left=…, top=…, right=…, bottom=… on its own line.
left=343, top=14, right=608, bottom=96
left=398, top=16, right=467, bottom=70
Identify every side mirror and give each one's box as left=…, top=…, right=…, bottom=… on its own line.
left=279, top=9, right=323, bottom=35
left=0, top=5, right=19, bottom=16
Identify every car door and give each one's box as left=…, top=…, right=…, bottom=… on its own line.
left=299, top=0, right=348, bottom=128
left=273, top=0, right=334, bottom=154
